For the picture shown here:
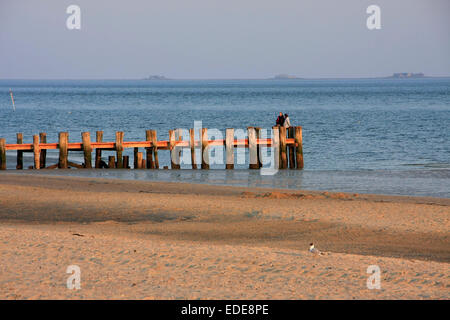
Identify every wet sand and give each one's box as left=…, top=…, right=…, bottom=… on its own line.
left=0, top=173, right=448, bottom=299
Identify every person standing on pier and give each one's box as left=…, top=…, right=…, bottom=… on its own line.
left=276, top=112, right=285, bottom=126
left=283, top=113, right=291, bottom=128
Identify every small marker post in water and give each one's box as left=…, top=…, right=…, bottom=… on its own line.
left=9, top=89, right=16, bottom=111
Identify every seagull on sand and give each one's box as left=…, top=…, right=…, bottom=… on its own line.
left=309, top=243, right=324, bottom=255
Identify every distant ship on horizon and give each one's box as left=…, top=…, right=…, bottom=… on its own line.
left=138, top=73, right=444, bottom=81
left=143, top=75, right=171, bottom=80
left=270, top=74, right=302, bottom=80
left=387, top=72, right=425, bottom=79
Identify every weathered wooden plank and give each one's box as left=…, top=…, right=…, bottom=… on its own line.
left=279, top=126, right=287, bottom=169
left=39, top=133, right=47, bottom=169
left=81, top=132, right=92, bottom=168
left=176, top=128, right=183, bottom=168
left=44, top=163, right=59, bottom=170
left=123, top=155, right=130, bottom=169
left=115, top=131, right=124, bottom=169
left=255, top=127, right=263, bottom=168
left=4, top=139, right=239, bottom=151
left=295, top=126, right=304, bottom=169
left=133, top=147, right=139, bottom=169
left=145, top=130, right=154, bottom=169
left=248, top=127, right=258, bottom=169
left=201, top=128, right=209, bottom=169
left=108, top=156, right=116, bottom=169
left=136, top=152, right=143, bottom=169
left=0, top=138, right=6, bottom=170
left=169, top=130, right=180, bottom=169
left=151, top=130, right=159, bottom=169
left=288, top=127, right=295, bottom=169
left=189, top=128, right=197, bottom=169
left=95, top=131, right=103, bottom=168
left=16, top=133, right=23, bottom=170
left=33, top=135, right=40, bottom=170
left=272, top=126, right=280, bottom=170
left=67, top=161, right=84, bottom=169
left=225, top=128, right=234, bottom=169
left=58, top=132, right=69, bottom=169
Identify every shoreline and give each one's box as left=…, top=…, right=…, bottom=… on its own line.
left=0, top=173, right=448, bottom=299
left=2, top=171, right=450, bottom=202
left=2, top=168, right=450, bottom=199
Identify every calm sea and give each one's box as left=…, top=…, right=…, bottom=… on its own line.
left=1, top=79, right=449, bottom=197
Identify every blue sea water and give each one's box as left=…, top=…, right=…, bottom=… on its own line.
left=1, top=78, right=449, bottom=197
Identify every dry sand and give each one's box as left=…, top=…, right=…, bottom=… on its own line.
left=0, top=173, right=448, bottom=299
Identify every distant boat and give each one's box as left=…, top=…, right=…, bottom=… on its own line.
left=271, top=74, right=302, bottom=80
left=143, top=75, right=171, bottom=80
left=387, top=73, right=425, bottom=79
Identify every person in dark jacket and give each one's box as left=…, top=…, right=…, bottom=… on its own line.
left=276, top=112, right=285, bottom=126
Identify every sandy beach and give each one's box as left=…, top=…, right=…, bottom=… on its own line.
left=0, top=173, right=448, bottom=299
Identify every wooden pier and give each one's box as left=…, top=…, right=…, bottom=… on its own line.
left=0, top=127, right=303, bottom=170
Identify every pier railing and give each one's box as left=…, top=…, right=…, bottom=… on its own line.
left=0, top=126, right=303, bottom=170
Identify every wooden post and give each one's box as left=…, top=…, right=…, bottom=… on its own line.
left=134, top=147, right=139, bottom=169
left=248, top=127, right=258, bottom=169
left=288, top=127, right=295, bottom=169
left=16, top=133, right=23, bottom=170
left=39, top=133, right=47, bottom=169
left=0, top=138, right=6, bottom=170
left=108, top=156, right=116, bottom=168
left=145, top=130, right=155, bottom=169
left=33, top=135, right=40, bottom=170
left=169, top=129, right=175, bottom=168
left=177, top=128, right=183, bottom=168
left=123, top=155, right=130, bottom=169
left=189, top=128, right=197, bottom=169
left=115, top=131, right=124, bottom=169
left=225, top=128, right=234, bottom=169
left=81, top=132, right=92, bottom=168
left=272, top=126, right=280, bottom=170
left=177, top=128, right=183, bottom=142
left=295, top=126, right=304, bottom=169
left=201, top=128, right=209, bottom=169
left=58, top=132, right=68, bottom=169
left=95, top=131, right=103, bottom=168
left=169, top=130, right=180, bottom=169
left=255, top=127, right=263, bottom=168
left=151, top=130, right=159, bottom=169
left=279, top=126, right=288, bottom=169
left=176, top=129, right=183, bottom=169
left=136, top=152, right=143, bottom=169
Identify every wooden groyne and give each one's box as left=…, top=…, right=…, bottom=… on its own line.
left=0, top=126, right=303, bottom=170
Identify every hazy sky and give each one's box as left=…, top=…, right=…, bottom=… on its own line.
left=1, top=0, right=449, bottom=79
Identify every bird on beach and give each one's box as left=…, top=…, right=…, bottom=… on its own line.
left=309, top=243, right=324, bottom=255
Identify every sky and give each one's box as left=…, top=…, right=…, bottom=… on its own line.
left=0, top=0, right=449, bottom=79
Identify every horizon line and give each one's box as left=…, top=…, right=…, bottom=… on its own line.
left=2, top=75, right=450, bottom=81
